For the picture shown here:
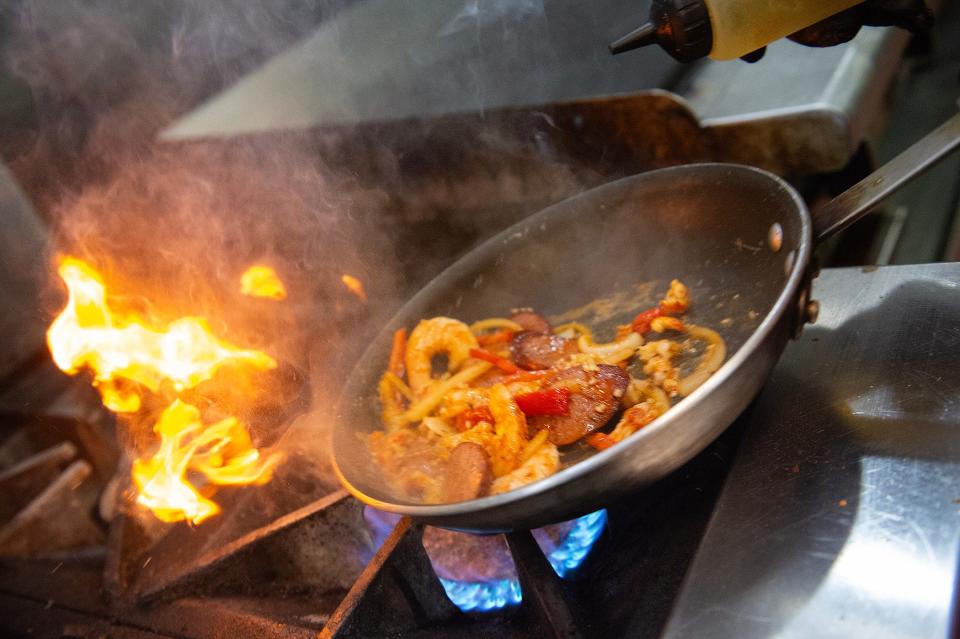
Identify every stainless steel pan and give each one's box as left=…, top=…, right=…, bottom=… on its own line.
left=332, top=111, right=960, bottom=532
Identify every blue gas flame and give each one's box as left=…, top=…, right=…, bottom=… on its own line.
left=543, top=509, right=608, bottom=579
left=438, top=577, right=524, bottom=611
left=363, top=507, right=608, bottom=613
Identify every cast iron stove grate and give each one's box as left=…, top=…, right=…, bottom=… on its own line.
left=0, top=355, right=739, bottom=639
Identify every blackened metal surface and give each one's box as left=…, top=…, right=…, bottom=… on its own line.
left=812, top=112, right=960, bottom=241
left=0, top=554, right=328, bottom=637
left=0, top=363, right=119, bottom=485
left=0, top=161, right=47, bottom=381
left=133, top=490, right=370, bottom=603
left=0, top=459, right=103, bottom=557
left=562, top=422, right=744, bottom=638
left=423, top=526, right=516, bottom=582
left=506, top=530, right=581, bottom=639
left=663, top=263, right=960, bottom=639
left=0, top=441, right=76, bottom=522
left=0, top=593, right=175, bottom=639
left=679, top=26, right=910, bottom=174
left=299, top=91, right=716, bottom=293
left=321, top=517, right=461, bottom=638
left=0, top=377, right=113, bottom=560
left=104, top=437, right=348, bottom=601
left=0, top=398, right=733, bottom=639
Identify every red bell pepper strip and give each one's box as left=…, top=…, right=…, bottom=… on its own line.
left=630, top=307, right=662, bottom=334
left=477, top=330, right=515, bottom=346
left=585, top=432, right=616, bottom=451
left=514, top=388, right=571, bottom=416
left=456, top=406, right=495, bottom=432
left=469, top=348, right=520, bottom=374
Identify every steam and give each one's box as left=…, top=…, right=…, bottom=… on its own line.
left=4, top=0, right=399, bottom=374
left=0, top=1, right=635, bottom=565
left=4, top=1, right=337, bottom=209
left=1, top=0, right=406, bottom=549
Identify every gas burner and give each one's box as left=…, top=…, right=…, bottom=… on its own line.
left=364, top=506, right=608, bottom=612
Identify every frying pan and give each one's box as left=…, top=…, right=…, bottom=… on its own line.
left=332, top=111, right=960, bottom=532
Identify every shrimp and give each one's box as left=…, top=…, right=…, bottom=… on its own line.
left=487, top=383, right=528, bottom=477
left=650, top=315, right=685, bottom=333
left=660, top=279, right=690, bottom=313
left=491, top=442, right=559, bottom=494
left=603, top=378, right=669, bottom=443
left=436, top=387, right=489, bottom=421
left=609, top=401, right=663, bottom=443
left=405, top=317, right=479, bottom=394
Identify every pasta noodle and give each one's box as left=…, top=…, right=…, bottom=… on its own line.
left=368, top=279, right=727, bottom=503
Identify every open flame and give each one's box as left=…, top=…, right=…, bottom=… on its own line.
left=340, top=274, right=366, bottom=301
left=46, top=256, right=283, bottom=524
left=240, top=264, right=287, bottom=300
left=48, top=257, right=276, bottom=413
left=133, top=400, right=281, bottom=525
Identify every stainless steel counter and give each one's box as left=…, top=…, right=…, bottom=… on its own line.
left=160, top=1, right=907, bottom=175
left=663, top=263, right=960, bottom=639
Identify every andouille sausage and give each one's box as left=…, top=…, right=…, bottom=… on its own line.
left=510, top=309, right=552, bottom=334
left=510, top=331, right=578, bottom=370
left=440, top=442, right=493, bottom=502
left=528, top=365, right=629, bottom=445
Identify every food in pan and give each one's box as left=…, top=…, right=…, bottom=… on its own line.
left=368, top=280, right=726, bottom=503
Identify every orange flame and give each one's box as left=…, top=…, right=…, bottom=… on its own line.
left=46, top=256, right=282, bottom=524
left=240, top=265, right=287, bottom=300
left=133, top=400, right=281, bottom=525
left=341, top=274, right=366, bottom=301
left=48, top=257, right=276, bottom=412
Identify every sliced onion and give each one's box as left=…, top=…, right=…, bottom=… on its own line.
left=554, top=321, right=593, bottom=340
left=577, top=331, right=642, bottom=357
left=625, top=378, right=670, bottom=413
left=678, top=325, right=726, bottom=397
left=470, top=318, right=523, bottom=334
left=602, top=346, right=640, bottom=365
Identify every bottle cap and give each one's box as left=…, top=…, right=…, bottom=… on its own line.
left=609, top=0, right=713, bottom=62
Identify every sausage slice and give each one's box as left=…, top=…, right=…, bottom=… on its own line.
left=510, top=309, right=552, bottom=334
left=440, top=442, right=493, bottom=502
left=528, top=365, right=630, bottom=445
left=511, top=331, right=578, bottom=370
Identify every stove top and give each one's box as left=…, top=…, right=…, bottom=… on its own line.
left=663, top=262, right=960, bottom=639
left=1, top=262, right=957, bottom=638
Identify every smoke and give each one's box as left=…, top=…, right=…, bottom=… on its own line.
left=3, top=0, right=400, bottom=368
left=0, top=1, right=667, bottom=566
left=0, top=0, right=409, bottom=551
left=4, top=1, right=325, bottom=205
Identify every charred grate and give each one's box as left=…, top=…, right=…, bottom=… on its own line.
left=0, top=415, right=740, bottom=639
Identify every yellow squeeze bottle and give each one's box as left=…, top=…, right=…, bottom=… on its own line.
left=610, top=0, right=863, bottom=62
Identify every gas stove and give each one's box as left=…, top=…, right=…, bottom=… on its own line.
left=1, top=2, right=957, bottom=636
left=1, top=263, right=957, bottom=638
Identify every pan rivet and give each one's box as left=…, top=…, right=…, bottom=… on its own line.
left=806, top=300, right=820, bottom=324
left=768, top=223, right=783, bottom=252
left=784, top=250, right=796, bottom=276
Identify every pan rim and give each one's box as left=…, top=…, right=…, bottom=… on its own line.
left=331, top=162, right=813, bottom=527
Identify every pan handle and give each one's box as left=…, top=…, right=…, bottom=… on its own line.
left=813, top=108, right=960, bottom=242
